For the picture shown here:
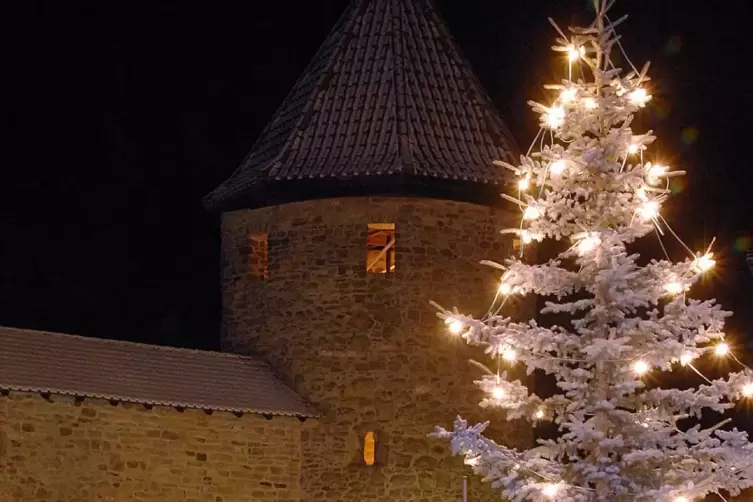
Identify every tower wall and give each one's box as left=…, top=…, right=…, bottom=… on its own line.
left=221, top=196, right=531, bottom=501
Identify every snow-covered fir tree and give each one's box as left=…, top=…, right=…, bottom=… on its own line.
left=432, top=1, right=753, bottom=501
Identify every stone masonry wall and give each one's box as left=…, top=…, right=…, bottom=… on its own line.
left=0, top=392, right=304, bottom=502
left=221, top=197, right=534, bottom=502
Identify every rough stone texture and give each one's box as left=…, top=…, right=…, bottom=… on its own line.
left=221, top=196, right=533, bottom=502
left=0, top=392, right=304, bottom=501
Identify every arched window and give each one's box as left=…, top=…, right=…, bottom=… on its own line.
left=363, top=431, right=376, bottom=466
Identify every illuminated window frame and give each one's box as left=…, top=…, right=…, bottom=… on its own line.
left=248, top=232, right=269, bottom=280
left=366, top=223, right=395, bottom=274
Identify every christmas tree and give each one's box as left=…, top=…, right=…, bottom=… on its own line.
left=432, top=1, right=753, bottom=500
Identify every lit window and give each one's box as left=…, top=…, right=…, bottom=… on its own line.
left=248, top=233, right=268, bottom=280
left=366, top=223, right=395, bottom=274
left=363, top=431, right=376, bottom=466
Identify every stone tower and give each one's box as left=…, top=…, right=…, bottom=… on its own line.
left=204, top=0, right=526, bottom=500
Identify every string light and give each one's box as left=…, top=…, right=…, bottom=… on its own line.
left=694, top=253, right=715, bottom=272
left=638, top=200, right=659, bottom=220
left=523, top=205, right=542, bottom=220
left=646, top=164, right=667, bottom=185
left=629, top=87, right=650, bottom=106
left=502, top=348, right=517, bottom=362
left=742, top=383, right=753, bottom=397
left=544, top=106, right=566, bottom=129
left=549, top=160, right=566, bottom=175
left=518, top=176, right=531, bottom=191
left=542, top=483, right=561, bottom=498
left=674, top=496, right=689, bottom=502
left=534, top=409, right=545, bottom=419
left=464, top=456, right=479, bottom=466
left=567, top=45, right=585, bottom=62
left=633, top=360, right=649, bottom=376
left=577, top=233, right=601, bottom=255
left=499, top=282, right=513, bottom=295
left=715, top=342, right=729, bottom=357
left=680, top=353, right=694, bottom=366
left=583, top=97, right=598, bottom=109
left=664, top=280, right=684, bottom=295
left=627, top=144, right=640, bottom=155
left=491, top=386, right=505, bottom=400
left=560, top=87, right=577, bottom=103
left=448, top=319, right=464, bottom=335
left=520, top=230, right=534, bottom=244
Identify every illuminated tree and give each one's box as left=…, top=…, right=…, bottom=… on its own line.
left=433, top=2, right=753, bottom=500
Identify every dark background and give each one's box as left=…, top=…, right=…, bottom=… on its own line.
left=2, top=0, right=751, bottom=350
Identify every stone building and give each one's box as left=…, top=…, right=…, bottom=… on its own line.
left=0, top=0, right=529, bottom=500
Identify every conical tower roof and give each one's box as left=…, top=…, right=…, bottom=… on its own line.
left=204, top=0, right=518, bottom=212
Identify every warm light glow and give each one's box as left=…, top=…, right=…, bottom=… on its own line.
left=629, top=87, right=650, bottom=106
left=534, top=409, right=545, bottom=419
left=520, top=230, right=533, bottom=244
left=577, top=233, right=601, bottom=255
left=633, top=360, right=649, bottom=376
left=502, top=348, right=517, bottom=362
left=518, top=176, right=531, bottom=191
left=680, top=353, right=694, bottom=366
left=567, top=45, right=585, bottom=62
left=464, top=456, right=479, bottom=466
left=542, top=483, right=560, bottom=498
left=694, top=253, right=715, bottom=272
left=674, top=496, right=689, bottom=502
left=647, top=164, right=667, bottom=185
left=627, top=144, right=640, bottom=155
left=583, top=97, right=598, bottom=109
left=545, top=106, right=566, bottom=129
left=664, top=281, right=684, bottom=295
left=499, top=282, right=513, bottom=296
left=715, top=343, right=730, bottom=356
left=448, top=319, right=464, bottom=335
left=560, top=88, right=577, bottom=103
left=491, top=386, right=505, bottom=400
left=523, top=205, right=541, bottom=220
left=638, top=200, right=659, bottom=220
left=742, top=383, right=753, bottom=397
left=549, top=160, right=566, bottom=175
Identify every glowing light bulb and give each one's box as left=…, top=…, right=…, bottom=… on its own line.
left=633, top=360, right=649, bottom=376
left=577, top=233, right=601, bottom=255
left=523, top=205, right=541, bottom=220
left=567, top=45, right=585, bottom=62
left=491, top=386, right=505, bottom=400
left=694, top=253, right=715, bottom=272
left=627, top=144, right=640, bottom=155
left=518, top=176, right=530, bottom=191
left=664, top=281, right=684, bottom=295
left=715, top=343, right=729, bottom=356
left=499, top=282, right=513, bottom=296
left=674, top=496, right=689, bottom=502
left=464, top=456, right=479, bottom=466
left=638, top=200, right=659, bottom=221
left=629, top=88, right=650, bottom=106
left=502, top=348, right=517, bottom=362
left=583, top=97, right=598, bottom=109
left=680, top=353, right=694, bottom=366
left=534, top=409, right=545, bottom=420
left=549, top=160, right=566, bottom=175
left=448, top=319, right=464, bottom=335
left=545, top=106, right=565, bottom=129
left=542, top=483, right=560, bottom=498
left=742, top=383, right=753, bottom=397
left=560, top=88, right=577, bottom=103
left=520, top=230, right=533, bottom=244
left=647, top=164, right=667, bottom=185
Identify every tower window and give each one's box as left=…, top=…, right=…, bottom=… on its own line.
left=363, top=431, right=376, bottom=466
left=248, top=232, right=269, bottom=280
left=366, top=223, right=395, bottom=274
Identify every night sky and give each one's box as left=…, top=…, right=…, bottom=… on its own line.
left=2, top=0, right=752, bottom=351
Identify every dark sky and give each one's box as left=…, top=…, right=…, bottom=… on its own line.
left=2, top=0, right=752, bottom=351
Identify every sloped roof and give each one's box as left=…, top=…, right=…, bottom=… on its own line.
left=0, top=326, right=317, bottom=417
left=204, top=0, right=518, bottom=212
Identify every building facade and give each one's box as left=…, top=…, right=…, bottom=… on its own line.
left=1, top=0, right=535, bottom=500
